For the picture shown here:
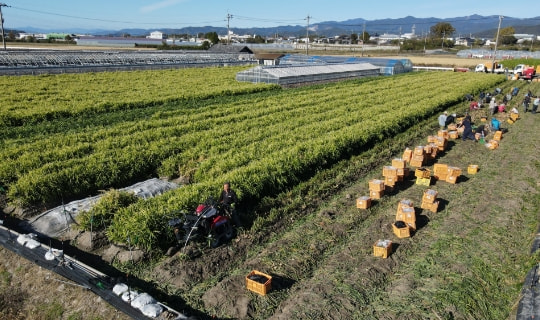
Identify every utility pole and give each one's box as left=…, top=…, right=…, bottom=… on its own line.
left=361, top=22, right=365, bottom=57
left=423, top=30, right=427, bottom=54
left=491, top=15, right=503, bottom=74
left=441, top=31, right=445, bottom=50
left=305, top=14, right=311, bottom=55
left=0, top=3, right=8, bottom=51
left=226, top=13, right=233, bottom=45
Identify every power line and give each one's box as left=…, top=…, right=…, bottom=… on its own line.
left=9, top=5, right=224, bottom=26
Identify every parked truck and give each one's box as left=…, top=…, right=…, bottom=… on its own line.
left=474, top=61, right=506, bottom=74
left=513, top=64, right=538, bottom=80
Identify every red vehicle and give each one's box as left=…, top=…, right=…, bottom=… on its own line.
left=167, top=198, right=234, bottom=255
left=521, top=67, right=536, bottom=80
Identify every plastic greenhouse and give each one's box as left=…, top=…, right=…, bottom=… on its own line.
left=236, top=63, right=380, bottom=85
left=277, top=54, right=413, bottom=75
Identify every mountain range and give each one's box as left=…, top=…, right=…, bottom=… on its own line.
left=14, top=15, right=540, bottom=39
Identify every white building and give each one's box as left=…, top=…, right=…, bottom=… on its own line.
left=147, top=31, right=166, bottom=40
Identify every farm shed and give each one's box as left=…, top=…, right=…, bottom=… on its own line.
left=254, top=53, right=285, bottom=65
left=236, top=63, right=380, bottom=85
left=277, top=54, right=412, bottom=75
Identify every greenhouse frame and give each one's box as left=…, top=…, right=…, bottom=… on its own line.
left=235, top=63, right=380, bottom=85
left=277, top=54, right=412, bottom=75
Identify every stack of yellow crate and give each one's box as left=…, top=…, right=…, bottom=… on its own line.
left=410, top=146, right=425, bottom=167
left=493, top=130, right=503, bottom=141
left=402, top=148, right=412, bottom=163
left=383, top=166, right=398, bottom=190
left=449, top=131, right=459, bottom=139
left=447, top=123, right=457, bottom=131
left=420, top=189, right=439, bottom=213
left=435, top=136, right=448, bottom=151
left=396, top=199, right=416, bottom=231
left=368, top=179, right=385, bottom=199
left=415, top=167, right=431, bottom=186
left=445, top=166, right=462, bottom=184
left=433, top=163, right=449, bottom=181
left=392, top=158, right=409, bottom=182
left=437, top=129, right=449, bottom=140
left=427, top=143, right=439, bottom=160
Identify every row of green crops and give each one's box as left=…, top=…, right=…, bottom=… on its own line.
left=103, top=73, right=505, bottom=250
left=2, top=72, right=502, bottom=207
left=0, top=66, right=277, bottom=127
left=1, top=68, right=505, bottom=250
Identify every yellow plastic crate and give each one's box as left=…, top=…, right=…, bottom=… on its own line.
left=397, top=167, right=409, bottom=178
left=437, top=130, right=449, bottom=139
left=467, top=164, right=479, bottom=174
left=246, top=270, right=272, bottom=295
left=402, top=148, right=412, bottom=162
left=369, top=189, right=384, bottom=200
left=413, top=146, right=424, bottom=156
left=396, top=208, right=416, bottom=231
left=416, top=177, right=431, bottom=186
left=391, top=158, right=406, bottom=169
left=383, top=166, right=398, bottom=178
left=392, top=222, right=411, bottom=238
left=384, top=176, right=397, bottom=187
left=415, top=167, right=431, bottom=179
left=368, top=179, right=385, bottom=192
left=421, top=200, right=439, bottom=213
left=373, top=240, right=393, bottom=258
left=422, top=189, right=438, bottom=203
left=356, top=196, right=372, bottom=209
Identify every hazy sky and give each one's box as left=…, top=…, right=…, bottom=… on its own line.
left=3, top=0, right=540, bottom=31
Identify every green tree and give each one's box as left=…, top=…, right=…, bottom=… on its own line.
left=359, top=31, right=370, bottom=43
left=498, top=26, right=516, bottom=45
left=201, top=40, right=211, bottom=50
left=351, top=33, right=358, bottom=44
left=204, top=31, right=219, bottom=44
left=430, top=22, right=455, bottom=38
left=246, top=35, right=265, bottom=44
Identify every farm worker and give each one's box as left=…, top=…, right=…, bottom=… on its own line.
left=444, top=113, right=456, bottom=127
left=523, top=95, right=531, bottom=112
left=489, top=98, right=497, bottom=115
left=438, top=111, right=448, bottom=129
left=532, top=96, right=540, bottom=114
left=498, top=103, right=506, bottom=114
left=511, top=106, right=519, bottom=115
left=219, top=182, right=241, bottom=227
left=461, top=116, right=475, bottom=141
left=474, top=124, right=488, bottom=139
left=512, top=87, right=519, bottom=96
left=469, top=101, right=479, bottom=110
left=490, top=118, right=501, bottom=131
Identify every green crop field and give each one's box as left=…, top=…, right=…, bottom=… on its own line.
left=1, top=66, right=538, bottom=320
left=1, top=69, right=504, bottom=250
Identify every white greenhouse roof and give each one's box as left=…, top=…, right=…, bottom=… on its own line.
left=262, top=62, right=378, bottom=78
